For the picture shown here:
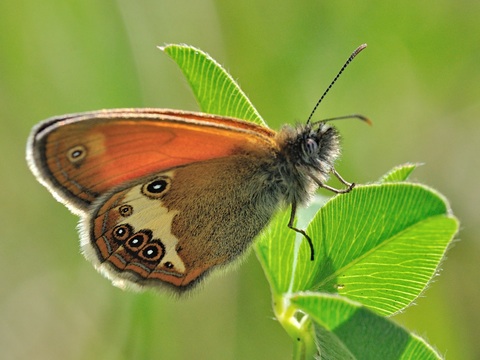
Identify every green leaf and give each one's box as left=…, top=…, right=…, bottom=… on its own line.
left=380, top=163, right=420, bottom=182
left=160, top=44, right=265, bottom=125
left=307, top=184, right=457, bottom=315
left=258, top=183, right=458, bottom=316
left=291, top=293, right=442, bottom=360
left=256, top=209, right=298, bottom=298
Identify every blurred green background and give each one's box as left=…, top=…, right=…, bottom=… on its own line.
left=1, top=1, right=478, bottom=359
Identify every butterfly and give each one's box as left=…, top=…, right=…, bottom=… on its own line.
left=26, top=45, right=368, bottom=293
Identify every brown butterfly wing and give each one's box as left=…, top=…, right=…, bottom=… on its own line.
left=27, top=109, right=276, bottom=215
left=28, top=108, right=280, bottom=291
left=85, top=154, right=282, bottom=292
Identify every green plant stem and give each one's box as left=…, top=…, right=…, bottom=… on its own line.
left=274, top=295, right=317, bottom=359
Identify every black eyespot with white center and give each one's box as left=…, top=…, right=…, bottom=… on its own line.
left=125, top=230, right=152, bottom=252
left=142, top=176, right=171, bottom=199
left=140, top=242, right=164, bottom=262
left=112, top=224, right=132, bottom=243
left=67, top=145, right=87, bottom=165
left=147, top=180, right=167, bottom=193
left=118, top=204, right=133, bottom=217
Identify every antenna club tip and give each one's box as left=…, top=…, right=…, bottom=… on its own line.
left=359, top=115, right=373, bottom=125
left=353, top=44, right=368, bottom=56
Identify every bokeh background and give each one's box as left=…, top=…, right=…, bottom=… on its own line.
left=1, top=1, right=479, bottom=359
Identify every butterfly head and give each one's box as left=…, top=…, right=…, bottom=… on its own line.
left=278, top=122, right=340, bottom=184
left=301, top=122, right=340, bottom=170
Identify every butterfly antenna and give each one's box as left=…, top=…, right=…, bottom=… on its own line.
left=306, top=44, right=367, bottom=125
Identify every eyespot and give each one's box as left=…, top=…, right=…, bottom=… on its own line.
left=164, top=261, right=174, bottom=269
left=125, top=230, right=152, bottom=252
left=67, top=145, right=87, bottom=164
left=112, top=224, right=132, bottom=243
left=118, top=204, right=133, bottom=217
left=141, top=177, right=171, bottom=199
left=140, top=242, right=165, bottom=262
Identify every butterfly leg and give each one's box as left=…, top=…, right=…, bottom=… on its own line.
left=287, top=200, right=315, bottom=261
left=308, top=168, right=355, bottom=194
left=332, top=167, right=355, bottom=191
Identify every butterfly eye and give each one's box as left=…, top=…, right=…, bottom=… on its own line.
left=66, top=145, right=87, bottom=165
left=118, top=204, right=133, bottom=217
left=304, top=138, right=318, bottom=155
left=112, top=224, right=132, bottom=243
left=140, top=243, right=164, bottom=262
left=142, top=177, right=171, bottom=199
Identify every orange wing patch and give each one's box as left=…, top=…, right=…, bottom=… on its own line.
left=32, top=110, right=276, bottom=209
